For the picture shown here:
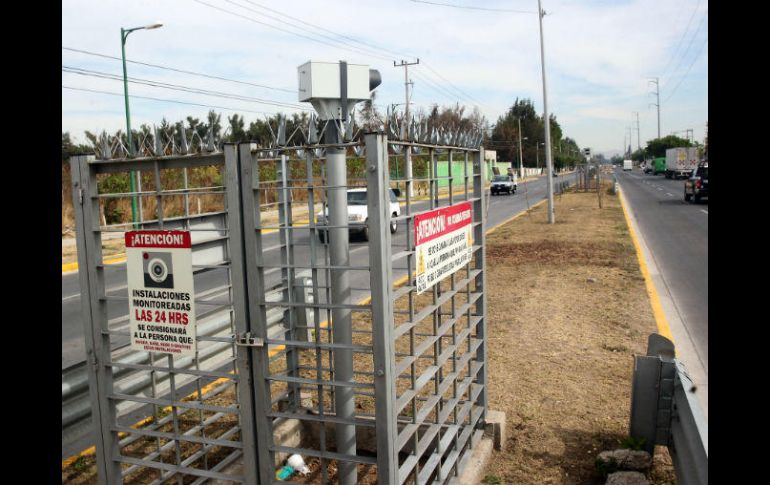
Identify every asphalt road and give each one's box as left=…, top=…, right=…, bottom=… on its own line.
left=61, top=174, right=566, bottom=370
left=615, top=168, right=708, bottom=414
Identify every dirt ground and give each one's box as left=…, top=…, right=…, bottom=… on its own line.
left=481, top=187, right=675, bottom=485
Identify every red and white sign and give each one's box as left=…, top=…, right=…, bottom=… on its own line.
left=125, top=231, right=197, bottom=356
left=414, top=202, right=474, bottom=294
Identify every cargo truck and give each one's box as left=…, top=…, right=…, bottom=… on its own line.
left=652, top=157, right=666, bottom=175
left=665, top=147, right=701, bottom=179
left=623, top=159, right=633, bottom=171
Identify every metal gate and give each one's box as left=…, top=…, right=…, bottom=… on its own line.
left=70, top=146, right=263, bottom=483
left=70, top=129, right=488, bottom=484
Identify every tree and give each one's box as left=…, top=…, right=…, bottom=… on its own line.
left=487, top=98, right=581, bottom=170
left=358, top=90, right=383, bottom=131
left=226, top=114, right=247, bottom=142
left=62, top=132, right=93, bottom=160
left=644, top=135, right=691, bottom=158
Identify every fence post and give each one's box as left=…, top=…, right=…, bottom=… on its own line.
left=70, top=154, right=122, bottom=484
left=365, top=133, right=399, bottom=484
left=473, top=147, right=489, bottom=422
left=222, top=143, right=263, bottom=484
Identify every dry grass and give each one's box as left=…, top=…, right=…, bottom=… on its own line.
left=481, top=188, right=676, bottom=485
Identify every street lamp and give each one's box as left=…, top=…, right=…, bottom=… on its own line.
left=121, top=22, right=163, bottom=228
left=536, top=142, right=545, bottom=169
left=537, top=0, right=555, bottom=223
left=517, top=136, right=528, bottom=178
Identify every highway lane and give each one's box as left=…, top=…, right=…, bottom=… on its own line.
left=616, top=168, right=708, bottom=415
left=62, top=174, right=562, bottom=369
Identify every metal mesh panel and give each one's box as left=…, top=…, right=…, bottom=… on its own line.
left=236, top=135, right=487, bottom=485
left=69, top=152, right=257, bottom=484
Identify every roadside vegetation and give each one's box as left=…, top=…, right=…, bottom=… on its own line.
left=482, top=185, right=676, bottom=484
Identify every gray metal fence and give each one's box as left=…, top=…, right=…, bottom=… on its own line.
left=70, top=126, right=488, bottom=484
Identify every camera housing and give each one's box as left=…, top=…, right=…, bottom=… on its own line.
left=143, top=251, right=174, bottom=288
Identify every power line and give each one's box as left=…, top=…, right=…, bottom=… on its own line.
left=222, top=0, right=393, bottom=61
left=421, top=62, right=487, bottom=108
left=191, top=0, right=485, bottom=110
left=191, top=0, right=392, bottom=62
left=238, top=0, right=417, bottom=61
left=409, top=0, right=536, bottom=14
left=61, top=65, right=310, bottom=111
left=62, top=46, right=295, bottom=93
left=662, top=39, right=707, bottom=104
left=62, top=85, right=279, bottom=115
left=663, top=13, right=707, bottom=88
left=659, top=0, right=702, bottom=79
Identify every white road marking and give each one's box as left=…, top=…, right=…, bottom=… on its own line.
left=700, top=209, right=708, bottom=215
left=62, top=283, right=128, bottom=302
left=666, top=193, right=673, bottom=196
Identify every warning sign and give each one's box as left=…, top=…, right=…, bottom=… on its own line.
left=414, top=202, right=474, bottom=294
left=125, top=231, right=197, bottom=356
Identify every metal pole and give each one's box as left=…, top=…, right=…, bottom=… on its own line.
left=325, top=128, right=357, bottom=485
left=395, top=59, right=419, bottom=197
left=636, top=111, right=641, bottom=151
left=121, top=28, right=139, bottom=229
left=365, top=132, right=399, bottom=484
left=517, top=117, right=524, bottom=179
left=538, top=0, right=555, bottom=224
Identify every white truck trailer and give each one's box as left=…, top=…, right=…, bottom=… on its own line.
left=665, top=147, right=701, bottom=179
left=623, top=159, right=633, bottom=171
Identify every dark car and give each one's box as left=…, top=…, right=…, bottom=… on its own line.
left=684, top=162, right=708, bottom=203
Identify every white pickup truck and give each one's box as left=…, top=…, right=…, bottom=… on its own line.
left=316, top=187, right=401, bottom=242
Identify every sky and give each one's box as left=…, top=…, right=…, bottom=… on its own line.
left=61, top=0, right=708, bottom=157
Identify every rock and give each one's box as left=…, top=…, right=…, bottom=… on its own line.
left=605, top=471, right=650, bottom=485
left=597, top=449, right=652, bottom=471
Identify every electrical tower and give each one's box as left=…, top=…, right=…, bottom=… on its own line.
left=648, top=77, right=660, bottom=139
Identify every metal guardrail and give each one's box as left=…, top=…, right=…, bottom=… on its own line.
left=630, top=334, right=708, bottom=485
left=62, top=271, right=313, bottom=448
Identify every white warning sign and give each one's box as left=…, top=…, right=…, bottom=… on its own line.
left=125, top=230, right=197, bottom=356
left=414, top=202, right=474, bottom=294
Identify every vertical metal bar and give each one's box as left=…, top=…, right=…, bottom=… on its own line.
left=365, top=133, right=399, bottom=485
left=278, top=153, right=300, bottom=410
left=222, top=143, right=263, bottom=484
left=153, top=161, right=163, bottom=227
left=183, top=167, right=190, bottom=220
left=472, top=147, right=488, bottom=423
left=137, top=170, right=145, bottom=223
left=305, top=150, right=329, bottom=482
left=70, top=155, right=122, bottom=484
left=448, top=148, right=454, bottom=205
left=168, top=354, right=184, bottom=485
left=326, top=143, right=357, bottom=485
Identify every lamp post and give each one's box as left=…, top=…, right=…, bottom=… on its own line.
left=518, top=136, right=528, bottom=178
left=536, top=142, right=545, bottom=169
left=121, top=22, right=163, bottom=228
left=537, top=0, right=555, bottom=223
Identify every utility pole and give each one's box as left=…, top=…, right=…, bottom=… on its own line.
left=634, top=111, right=641, bottom=151
left=517, top=117, right=524, bottom=179
left=394, top=59, right=419, bottom=196
left=537, top=0, right=555, bottom=224
left=648, top=77, right=660, bottom=139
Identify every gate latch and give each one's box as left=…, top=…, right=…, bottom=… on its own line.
left=234, top=332, right=264, bottom=348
